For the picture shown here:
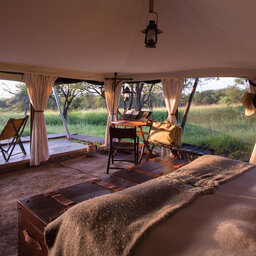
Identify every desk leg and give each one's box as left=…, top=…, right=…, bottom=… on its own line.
left=138, top=144, right=145, bottom=163
left=138, top=127, right=153, bottom=163
left=138, top=127, right=146, bottom=163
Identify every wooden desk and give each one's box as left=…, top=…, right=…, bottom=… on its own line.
left=111, top=120, right=152, bottom=163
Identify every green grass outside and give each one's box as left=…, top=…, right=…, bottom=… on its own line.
left=0, top=104, right=255, bottom=161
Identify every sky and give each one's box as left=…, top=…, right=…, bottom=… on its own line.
left=0, top=77, right=244, bottom=99
left=0, top=80, right=20, bottom=98
left=196, top=77, right=243, bottom=92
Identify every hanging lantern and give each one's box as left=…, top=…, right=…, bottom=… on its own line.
left=141, top=0, right=162, bottom=48
left=123, top=86, right=131, bottom=101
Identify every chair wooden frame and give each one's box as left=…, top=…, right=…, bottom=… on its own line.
left=107, top=126, right=139, bottom=174
left=0, top=115, right=29, bottom=162
left=145, top=134, right=214, bottom=161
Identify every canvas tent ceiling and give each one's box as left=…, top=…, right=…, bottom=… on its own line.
left=0, top=0, right=256, bottom=81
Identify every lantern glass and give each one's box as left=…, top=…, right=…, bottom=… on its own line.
left=123, top=86, right=131, bottom=101
left=147, top=28, right=156, bottom=42
left=124, top=92, right=130, bottom=101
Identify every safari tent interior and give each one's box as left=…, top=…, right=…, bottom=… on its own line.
left=0, top=1, right=256, bottom=255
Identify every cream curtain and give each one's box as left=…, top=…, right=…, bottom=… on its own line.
left=161, top=78, right=184, bottom=157
left=248, top=78, right=256, bottom=163
left=250, top=144, right=256, bottom=164
left=24, top=72, right=57, bottom=166
left=104, top=80, right=122, bottom=146
left=162, top=78, right=184, bottom=124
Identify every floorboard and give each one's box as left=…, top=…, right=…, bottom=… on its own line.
left=71, top=134, right=105, bottom=144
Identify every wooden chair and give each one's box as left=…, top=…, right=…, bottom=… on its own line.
left=0, top=115, right=29, bottom=161
left=107, top=126, right=139, bottom=174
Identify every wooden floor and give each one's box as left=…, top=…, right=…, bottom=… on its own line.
left=0, top=139, right=86, bottom=171
left=0, top=133, right=75, bottom=146
left=71, top=134, right=105, bottom=144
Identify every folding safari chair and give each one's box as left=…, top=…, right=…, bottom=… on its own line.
left=146, top=121, right=214, bottom=161
left=0, top=115, right=29, bottom=161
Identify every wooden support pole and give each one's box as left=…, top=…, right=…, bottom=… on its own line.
left=180, top=78, right=199, bottom=130
left=175, top=108, right=178, bottom=122
left=30, top=103, right=34, bottom=150
left=24, top=96, right=30, bottom=116
left=111, top=72, right=117, bottom=122
left=52, top=87, right=71, bottom=139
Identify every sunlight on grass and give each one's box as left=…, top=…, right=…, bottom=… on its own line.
left=0, top=104, right=255, bottom=161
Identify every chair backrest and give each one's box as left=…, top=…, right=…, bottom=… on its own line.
left=0, top=115, right=29, bottom=141
left=109, top=126, right=137, bottom=140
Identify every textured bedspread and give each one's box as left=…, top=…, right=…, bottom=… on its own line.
left=44, top=155, right=254, bottom=256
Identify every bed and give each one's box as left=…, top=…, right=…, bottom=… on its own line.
left=45, top=155, right=256, bottom=256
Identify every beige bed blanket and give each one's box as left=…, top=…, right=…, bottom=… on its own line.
left=44, top=155, right=254, bottom=256
left=134, top=163, right=256, bottom=256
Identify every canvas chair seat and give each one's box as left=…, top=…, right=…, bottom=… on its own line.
left=148, top=121, right=182, bottom=147
left=0, top=115, right=29, bottom=162
left=145, top=121, right=182, bottom=158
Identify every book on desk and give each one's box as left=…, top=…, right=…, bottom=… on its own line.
left=119, top=110, right=152, bottom=123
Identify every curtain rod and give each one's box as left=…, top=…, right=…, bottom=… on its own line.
left=0, top=71, right=161, bottom=85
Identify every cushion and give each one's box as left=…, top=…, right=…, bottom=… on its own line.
left=148, top=121, right=182, bottom=147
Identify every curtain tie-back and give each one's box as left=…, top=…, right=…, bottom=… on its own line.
left=34, top=110, right=44, bottom=112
